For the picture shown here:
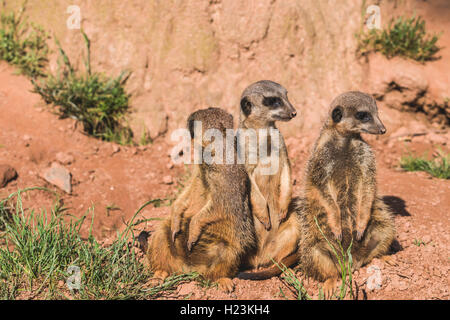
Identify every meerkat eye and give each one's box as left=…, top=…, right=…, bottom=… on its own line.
left=355, top=111, right=372, bottom=123
left=262, top=96, right=282, bottom=108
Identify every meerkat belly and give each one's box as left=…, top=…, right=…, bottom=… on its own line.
left=254, top=169, right=280, bottom=224
left=329, top=159, right=362, bottom=239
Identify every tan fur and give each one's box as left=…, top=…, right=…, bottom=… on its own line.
left=146, top=108, right=256, bottom=292
left=297, top=91, right=395, bottom=296
left=238, top=80, right=301, bottom=272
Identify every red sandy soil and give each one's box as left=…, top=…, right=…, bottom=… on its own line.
left=0, top=62, right=448, bottom=300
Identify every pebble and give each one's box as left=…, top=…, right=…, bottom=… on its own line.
left=162, top=175, right=173, bottom=185
left=40, top=162, right=72, bottom=193
left=0, top=164, right=17, bottom=188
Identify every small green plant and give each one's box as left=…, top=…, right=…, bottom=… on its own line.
left=357, top=15, right=441, bottom=62
left=400, top=151, right=450, bottom=179
left=274, top=259, right=310, bottom=300
left=314, top=217, right=354, bottom=300
left=0, top=3, right=48, bottom=77
left=0, top=188, right=195, bottom=299
left=139, top=126, right=153, bottom=146
left=413, top=239, right=426, bottom=247
left=32, top=30, right=134, bottom=145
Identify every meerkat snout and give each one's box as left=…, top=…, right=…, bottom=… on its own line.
left=329, top=91, right=386, bottom=135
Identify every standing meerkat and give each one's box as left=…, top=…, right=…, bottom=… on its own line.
left=298, top=91, right=395, bottom=297
left=237, top=80, right=301, bottom=271
left=146, top=107, right=256, bottom=292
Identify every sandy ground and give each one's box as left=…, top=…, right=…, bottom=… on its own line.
left=0, top=63, right=448, bottom=300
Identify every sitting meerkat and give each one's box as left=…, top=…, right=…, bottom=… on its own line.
left=298, top=91, right=395, bottom=297
left=145, top=107, right=257, bottom=292
left=171, top=110, right=270, bottom=243
left=237, top=80, right=301, bottom=271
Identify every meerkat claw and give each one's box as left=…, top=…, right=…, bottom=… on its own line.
left=187, top=239, right=196, bottom=252
left=331, top=229, right=342, bottom=242
left=279, top=208, right=288, bottom=223
left=172, top=230, right=179, bottom=242
left=262, top=218, right=271, bottom=230
left=356, top=230, right=364, bottom=241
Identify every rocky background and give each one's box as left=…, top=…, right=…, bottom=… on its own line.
left=3, top=0, right=448, bottom=142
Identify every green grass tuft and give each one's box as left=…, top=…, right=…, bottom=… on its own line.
left=31, top=30, right=134, bottom=145
left=400, top=151, right=450, bottom=179
left=314, top=217, right=354, bottom=300
left=357, top=15, right=441, bottom=62
left=0, top=4, right=48, bottom=77
left=274, top=259, right=310, bottom=300
left=413, top=239, right=426, bottom=247
left=0, top=188, right=196, bottom=300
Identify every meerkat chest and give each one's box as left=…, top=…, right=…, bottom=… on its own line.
left=254, top=168, right=278, bottom=193
left=327, top=143, right=374, bottom=201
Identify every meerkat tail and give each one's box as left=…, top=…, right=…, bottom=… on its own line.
left=237, top=253, right=298, bottom=280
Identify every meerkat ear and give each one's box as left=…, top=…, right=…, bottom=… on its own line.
left=240, top=97, right=252, bottom=117
left=331, top=106, right=343, bottom=123
left=187, top=114, right=195, bottom=139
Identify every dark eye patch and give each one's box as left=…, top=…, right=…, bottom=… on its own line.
left=262, top=96, right=282, bottom=108
left=332, top=106, right=343, bottom=123
left=355, top=111, right=372, bottom=123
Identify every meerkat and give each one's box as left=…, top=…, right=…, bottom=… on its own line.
left=171, top=110, right=270, bottom=242
left=297, top=91, right=395, bottom=297
left=237, top=80, right=301, bottom=271
left=145, top=107, right=256, bottom=292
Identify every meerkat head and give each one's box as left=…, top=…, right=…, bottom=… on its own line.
left=240, top=80, right=297, bottom=125
left=187, top=107, right=233, bottom=148
left=327, top=91, right=386, bottom=135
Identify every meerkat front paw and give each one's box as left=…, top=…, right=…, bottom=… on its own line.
left=356, top=230, right=364, bottom=241
left=330, top=226, right=343, bottom=242
left=170, top=215, right=181, bottom=242
left=355, top=223, right=368, bottom=241
left=187, top=237, right=198, bottom=251
left=258, top=214, right=271, bottom=230
left=278, top=207, right=288, bottom=223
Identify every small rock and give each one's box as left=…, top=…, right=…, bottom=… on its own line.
left=427, top=132, right=447, bottom=145
left=55, top=152, right=74, bottom=165
left=40, top=162, right=72, bottom=193
left=422, top=235, right=431, bottom=243
left=178, top=282, right=198, bottom=296
left=162, top=175, right=173, bottom=185
left=112, top=145, right=120, bottom=154
left=23, top=134, right=32, bottom=147
left=166, top=163, right=174, bottom=170
left=0, top=164, right=18, bottom=188
left=397, top=281, right=409, bottom=291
